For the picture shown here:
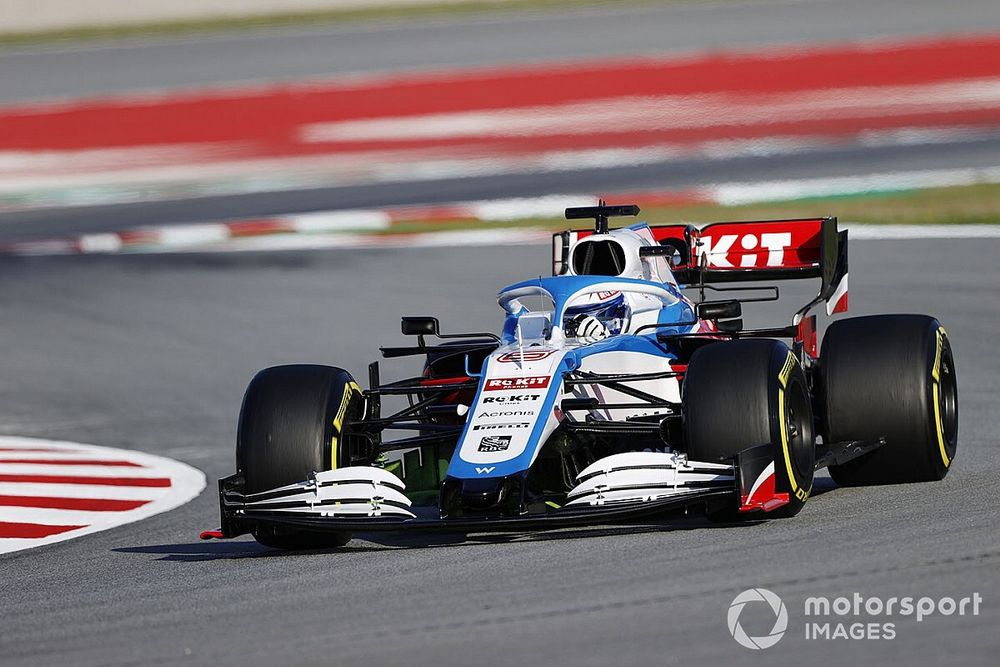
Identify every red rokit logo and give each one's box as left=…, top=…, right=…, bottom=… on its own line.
left=700, top=232, right=792, bottom=268
left=694, top=219, right=824, bottom=270
left=484, top=376, right=551, bottom=391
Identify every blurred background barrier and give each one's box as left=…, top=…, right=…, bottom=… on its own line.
left=2, top=0, right=1000, bottom=248
left=0, top=0, right=515, bottom=33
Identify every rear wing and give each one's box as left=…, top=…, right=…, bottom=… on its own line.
left=552, top=216, right=849, bottom=317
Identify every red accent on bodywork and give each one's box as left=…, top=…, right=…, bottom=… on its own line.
left=646, top=218, right=825, bottom=272
left=484, top=376, right=551, bottom=391
left=419, top=376, right=473, bottom=386
left=831, top=290, right=849, bottom=314
left=497, top=349, right=556, bottom=363
left=763, top=496, right=790, bottom=512
left=738, top=468, right=791, bottom=513
left=199, top=529, right=226, bottom=540
left=796, top=315, right=818, bottom=359
left=577, top=218, right=826, bottom=274
left=420, top=375, right=475, bottom=410
left=668, top=363, right=688, bottom=384
left=698, top=319, right=718, bottom=333
left=694, top=219, right=824, bottom=271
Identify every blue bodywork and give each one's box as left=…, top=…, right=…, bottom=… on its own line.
left=446, top=274, right=697, bottom=481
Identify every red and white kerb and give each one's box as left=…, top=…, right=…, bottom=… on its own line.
left=0, top=436, right=204, bottom=554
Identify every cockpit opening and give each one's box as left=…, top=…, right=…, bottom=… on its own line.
left=571, top=239, right=627, bottom=276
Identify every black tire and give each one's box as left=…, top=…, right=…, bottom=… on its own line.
left=684, top=339, right=815, bottom=519
left=237, top=364, right=364, bottom=549
left=823, top=315, right=957, bottom=485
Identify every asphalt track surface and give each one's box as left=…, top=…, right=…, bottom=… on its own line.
left=1, top=2, right=999, bottom=665
left=0, top=239, right=997, bottom=666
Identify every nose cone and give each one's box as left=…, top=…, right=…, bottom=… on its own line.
left=440, top=473, right=528, bottom=517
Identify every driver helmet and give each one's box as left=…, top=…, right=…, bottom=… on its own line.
left=564, top=291, right=631, bottom=338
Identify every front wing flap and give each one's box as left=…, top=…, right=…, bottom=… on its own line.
left=222, top=489, right=734, bottom=534
left=213, top=446, right=786, bottom=537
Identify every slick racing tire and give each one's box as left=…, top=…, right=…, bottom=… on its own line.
left=684, top=339, right=815, bottom=519
left=823, top=315, right=958, bottom=486
left=237, top=365, right=364, bottom=549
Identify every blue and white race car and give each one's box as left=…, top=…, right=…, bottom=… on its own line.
left=206, top=203, right=958, bottom=548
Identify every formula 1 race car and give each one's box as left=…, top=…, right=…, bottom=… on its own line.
left=204, top=203, right=958, bottom=548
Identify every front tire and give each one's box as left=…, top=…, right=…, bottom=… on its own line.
left=822, top=315, right=958, bottom=485
left=684, top=339, right=815, bottom=519
left=237, top=364, right=364, bottom=549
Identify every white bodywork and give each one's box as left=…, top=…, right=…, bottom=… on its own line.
left=237, top=467, right=415, bottom=519
left=566, top=225, right=677, bottom=285
left=451, top=224, right=696, bottom=476
left=454, top=341, right=684, bottom=473
left=566, top=452, right=735, bottom=507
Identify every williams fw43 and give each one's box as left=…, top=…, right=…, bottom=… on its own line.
left=203, top=203, right=958, bottom=548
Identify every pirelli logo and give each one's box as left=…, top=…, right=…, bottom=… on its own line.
left=484, top=376, right=550, bottom=391
left=473, top=422, right=530, bottom=431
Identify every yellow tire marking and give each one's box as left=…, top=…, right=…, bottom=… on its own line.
left=778, top=352, right=796, bottom=387
left=777, top=385, right=796, bottom=494
left=931, top=328, right=951, bottom=468
left=776, top=352, right=809, bottom=499
left=330, top=381, right=362, bottom=470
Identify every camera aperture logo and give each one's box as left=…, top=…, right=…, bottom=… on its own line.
left=727, top=589, right=983, bottom=648
left=727, top=588, right=788, bottom=650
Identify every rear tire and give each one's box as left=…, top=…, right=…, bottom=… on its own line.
left=823, top=315, right=957, bottom=485
left=684, top=339, right=815, bottom=519
left=237, top=364, right=364, bottom=549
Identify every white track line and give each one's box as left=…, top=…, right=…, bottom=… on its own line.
left=0, top=483, right=173, bottom=500
left=0, top=506, right=164, bottom=527
left=5, top=167, right=1000, bottom=256
left=710, top=166, right=1000, bottom=205
left=197, top=228, right=555, bottom=252
left=0, top=462, right=179, bottom=477
left=843, top=224, right=1000, bottom=239
left=0, top=449, right=127, bottom=460
left=5, top=125, right=999, bottom=211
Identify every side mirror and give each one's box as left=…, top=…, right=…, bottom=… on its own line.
left=640, top=239, right=691, bottom=271
left=401, top=316, right=439, bottom=336
left=696, top=300, right=742, bottom=321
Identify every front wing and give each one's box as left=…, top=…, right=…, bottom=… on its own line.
left=206, top=448, right=784, bottom=538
